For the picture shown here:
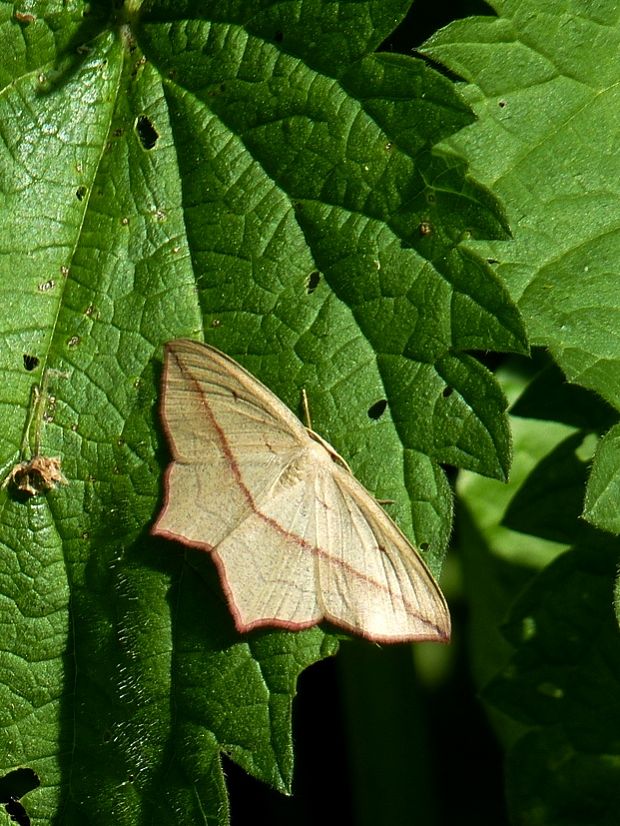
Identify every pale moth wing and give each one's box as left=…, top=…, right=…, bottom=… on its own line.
left=153, top=339, right=450, bottom=643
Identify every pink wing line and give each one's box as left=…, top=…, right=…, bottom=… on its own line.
left=214, top=445, right=450, bottom=643
left=153, top=340, right=307, bottom=545
left=312, top=463, right=450, bottom=641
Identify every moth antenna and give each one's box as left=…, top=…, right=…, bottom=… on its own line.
left=301, top=387, right=313, bottom=430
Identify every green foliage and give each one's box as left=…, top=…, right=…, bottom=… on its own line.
left=0, top=1, right=618, bottom=824
left=423, top=0, right=620, bottom=521
left=423, top=2, right=620, bottom=823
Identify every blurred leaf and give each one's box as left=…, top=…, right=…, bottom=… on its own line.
left=457, top=361, right=571, bottom=690
left=506, top=728, right=620, bottom=826
left=487, top=548, right=620, bottom=826
left=459, top=359, right=620, bottom=826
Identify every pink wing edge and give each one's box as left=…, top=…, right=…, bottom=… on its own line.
left=153, top=476, right=449, bottom=644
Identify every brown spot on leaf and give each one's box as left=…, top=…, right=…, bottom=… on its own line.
left=4, top=456, right=67, bottom=498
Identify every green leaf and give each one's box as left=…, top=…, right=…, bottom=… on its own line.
left=0, top=1, right=525, bottom=822
left=422, top=2, right=620, bottom=393
left=584, top=424, right=620, bottom=533
left=421, top=2, right=620, bottom=530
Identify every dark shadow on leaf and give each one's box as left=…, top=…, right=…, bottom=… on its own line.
left=31, top=1, right=122, bottom=95
left=511, top=359, right=616, bottom=432
left=502, top=432, right=594, bottom=546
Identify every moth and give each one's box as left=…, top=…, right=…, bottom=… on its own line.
left=152, top=340, right=450, bottom=643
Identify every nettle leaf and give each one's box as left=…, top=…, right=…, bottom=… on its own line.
left=0, top=1, right=525, bottom=822
left=422, top=1, right=620, bottom=531
left=583, top=423, right=620, bottom=534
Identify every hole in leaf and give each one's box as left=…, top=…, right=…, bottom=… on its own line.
left=306, top=271, right=320, bottom=294
left=367, top=399, right=387, bottom=420
left=76, top=185, right=87, bottom=201
left=23, top=354, right=39, bottom=371
left=135, top=114, right=159, bottom=150
left=443, top=386, right=453, bottom=398
left=0, top=768, right=39, bottom=799
left=0, top=767, right=39, bottom=826
left=5, top=797, right=30, bottom=826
